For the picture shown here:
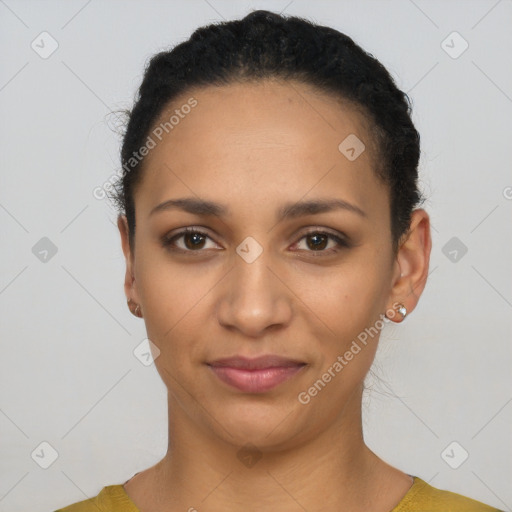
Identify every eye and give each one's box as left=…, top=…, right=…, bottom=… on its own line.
left=161, top=227, right=350, bottom=255
left=161, top=227, right=221, bottom=253
left=293, top=230, right=349, bottom=254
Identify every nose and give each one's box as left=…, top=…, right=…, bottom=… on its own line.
left=216, top=249, right=293, bottom=338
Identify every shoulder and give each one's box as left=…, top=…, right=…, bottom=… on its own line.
left=54, top=485, right=140, bottom=512
left=393, top=476, right=504, bottom=512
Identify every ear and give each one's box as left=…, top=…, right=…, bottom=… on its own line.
left=117, top=214, right=141, bottom=305
left=387, top=208, right=432, bottom=320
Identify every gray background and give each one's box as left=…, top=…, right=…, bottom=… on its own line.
left=0, top=0, right=511, bottom=511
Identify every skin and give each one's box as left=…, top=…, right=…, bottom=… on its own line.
left=117, top=79, right=431, bottom=512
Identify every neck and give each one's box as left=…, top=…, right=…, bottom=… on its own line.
left=128, top=384, right=412, bottom=512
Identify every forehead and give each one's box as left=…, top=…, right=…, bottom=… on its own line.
left=134, top=80, right=388, bottom=222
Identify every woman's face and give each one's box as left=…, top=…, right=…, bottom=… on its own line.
left=120, top=80, right=405, bottom=449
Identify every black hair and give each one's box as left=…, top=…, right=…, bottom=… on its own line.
left=110, top=9, right=423, bottom=254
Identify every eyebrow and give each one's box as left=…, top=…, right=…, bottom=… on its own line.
left=149, top=197, right=367, bottom=220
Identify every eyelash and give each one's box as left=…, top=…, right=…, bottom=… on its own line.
left=161, top=226, right=350, bottom=256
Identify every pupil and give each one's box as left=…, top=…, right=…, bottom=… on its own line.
left=185, top=233, right=205, bottom=249
left=308, top=234, right=327, bottom=250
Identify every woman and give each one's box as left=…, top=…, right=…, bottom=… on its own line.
left=55, top=9, right=502, bottom=512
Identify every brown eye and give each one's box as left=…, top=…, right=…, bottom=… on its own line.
left=162, top=228, right=219, bottom=252
left=294, top=230, right=349, bottom=254
left=305, top=233, right=329, bottom=251
left=182, top=232, right=207, bottom=250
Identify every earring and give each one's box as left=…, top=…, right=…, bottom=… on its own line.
left=385, top=303, right=407, bottom=322
left=397, top=304, right=407, bottom=320
left=127, top=298, right=143, bottom=318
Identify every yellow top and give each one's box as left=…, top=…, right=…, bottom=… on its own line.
left=54, top=475, right=503, bottom=511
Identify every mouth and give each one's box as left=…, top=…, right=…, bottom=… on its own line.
left=207, top=355, right=306, bottom=393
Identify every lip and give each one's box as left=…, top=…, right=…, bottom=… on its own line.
left=207, top=355, right=306, bottom=393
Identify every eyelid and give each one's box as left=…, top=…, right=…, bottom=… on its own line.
left=299, top=226, right=349, bottom=240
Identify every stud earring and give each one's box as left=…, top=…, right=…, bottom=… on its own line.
left=397, top=304, right=407, bottom=320
left=385, top=303, right=407, bottom=322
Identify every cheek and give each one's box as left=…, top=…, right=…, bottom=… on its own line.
left=296, top=255, right=389, bottom=340
left=291, top=264, right=389, bottom=411
left=293, top=262, right=391, bottom=403
left=134, top=249, right=213, bottom=357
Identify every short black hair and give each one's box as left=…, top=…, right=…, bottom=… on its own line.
left=111, top=9, right=423, bottom=254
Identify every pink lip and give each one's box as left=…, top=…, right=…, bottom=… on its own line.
left=207, top=355, right=306, bottom=393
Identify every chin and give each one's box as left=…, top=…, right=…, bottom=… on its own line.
left=208, top=399, right=309, bottom=451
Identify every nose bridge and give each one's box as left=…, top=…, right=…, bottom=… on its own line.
left=234, top=241, right=273, bottom=293
left=217, top=239, right=292, bottom=336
